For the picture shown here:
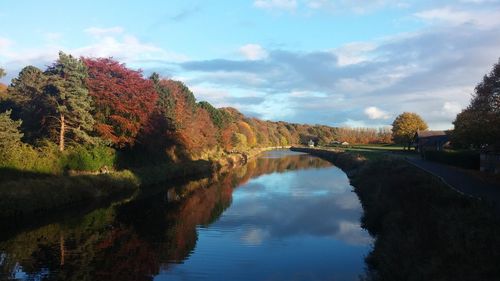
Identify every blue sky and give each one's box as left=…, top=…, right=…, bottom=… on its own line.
left=1, top=0, right=500, bottom=129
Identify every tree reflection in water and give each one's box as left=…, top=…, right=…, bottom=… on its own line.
left=0, top=150, right=367, bottom=281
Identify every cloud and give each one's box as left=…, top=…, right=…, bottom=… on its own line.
left=364, top=106, right=390, bottom=120
left=239, top=44, right=268, bottom=60
left=332, top=42, right=376, bottom=66
left=253, top=0, right=297, bottom=11
left=177, top=19, right=500, bottom=129
left=84, top=26, right=124, bottom=37
left=305, top=0, right=410, bottom=14
left=216, top=166, right=372, bottom=246
left=443, top=101, right=463, bottom=115
left=414, top=7, right=500, bottom=28
left=0, top=27, right=187, bottom=84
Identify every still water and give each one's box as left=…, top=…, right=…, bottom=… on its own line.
left=0, top=150, right=371, bottom=281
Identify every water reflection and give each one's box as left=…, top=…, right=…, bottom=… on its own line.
left=0, top=150, right=371, bottom=281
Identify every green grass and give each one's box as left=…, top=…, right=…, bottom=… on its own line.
left=350, top=143, right=405, bottom=151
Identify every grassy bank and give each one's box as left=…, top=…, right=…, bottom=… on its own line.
left=0, top=146, right=274, bottom=225
left=292, top=147, right=500, bottom=281
left=0, top=170, right=139, bottom=224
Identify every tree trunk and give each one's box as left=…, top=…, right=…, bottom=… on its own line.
left=59, top=113, right=65, bottom=151
left=60, top=233, right=65, bottom=266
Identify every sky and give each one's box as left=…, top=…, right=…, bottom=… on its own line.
left=1, top=0, right=500, bottom=129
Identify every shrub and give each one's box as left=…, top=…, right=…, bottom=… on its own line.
left=64, top=145, right=116, bottom=171
left=1, top=142, right=64, bottom=174
left=423, top=150, right=480, bottom=170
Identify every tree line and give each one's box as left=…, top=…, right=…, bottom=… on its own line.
left=0, top=52, right=393, bottom=171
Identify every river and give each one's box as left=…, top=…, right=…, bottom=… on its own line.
left=0, top=150, right=371, bottom=281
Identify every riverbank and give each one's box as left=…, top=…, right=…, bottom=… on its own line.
left=291, top=147, right=500, bottom=281
left=0, top=147, right=285, bottom=226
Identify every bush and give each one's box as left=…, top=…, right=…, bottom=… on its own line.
left=64, top=145, right=116, bottom=171
left=0, top=142, right=64, bottom=174
left=423, top=150, right=480, bottom=170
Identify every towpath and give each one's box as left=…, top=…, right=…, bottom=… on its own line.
left=406, top=157, right=500, bottom=213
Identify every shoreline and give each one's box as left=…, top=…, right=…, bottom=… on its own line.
left=292, top=146, right=500, bottom=280
left=0, top=147, right=288, bottom=227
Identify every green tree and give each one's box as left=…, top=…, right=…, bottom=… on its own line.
left=7, top=65, right=52, bottom=142
left=0, top=110, right=23, bottom=162
left=45, top=51, right=95, bottom=151
left=453, top=58, right=500, bottom=150
left=150, top=72, right=175, bottom=123
left=231, top=132, right=247, bottom=151
left=198, top=101, right=232, bottom=128
left=391, top=112, right=428, bottom=149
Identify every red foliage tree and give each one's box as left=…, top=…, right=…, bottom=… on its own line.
left=83, top=58, right=158, bottom=147
left=158, top=79, right=217, bottom=157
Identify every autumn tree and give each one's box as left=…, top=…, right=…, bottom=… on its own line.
left=153, top=79, right=217, bottom=159
left=232, top=132, right=248, bottom=151
left=453, top=58, right=500, bottom=150
left=84, top=58, right=158, bottom=147
left=0, top=83, right=7, bottom=101
left=45, top=52, right=95, bottom=151
left=237, top=121, right=256, bottom=147
left=392, top=112, right=428, bottom=149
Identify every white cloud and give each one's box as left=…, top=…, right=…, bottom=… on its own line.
left=414, top=7, right=500, bottom=28
left=241, top=228, right=268, bottom=245
left=306, top=0, right=410, bottom=14
left=239, top=44, right=268, bottom=60
left=253, top=0, right=297, bottom=11
left=0, top=28, right=187, bottom=71
left=364, top=106, right=390, bottom=120
left=332, top=42, right=376, bottom=66
left=84, top=26, right=124, bottom=37
left=443, top=101, right=463, bottom=115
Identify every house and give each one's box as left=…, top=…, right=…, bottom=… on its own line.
left=308, top=139, right=315, bottom=147
left=413, top=130, right=449, bottom=152
left=341, top=141, right=349, bottom=146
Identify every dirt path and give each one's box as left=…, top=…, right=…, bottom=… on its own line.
left=406, top=157, right=500, bottom=213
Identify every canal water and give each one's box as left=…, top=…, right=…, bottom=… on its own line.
left=0, top=150, right=372, bottom=281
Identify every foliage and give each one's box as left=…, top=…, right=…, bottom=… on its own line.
left=0, top=109, right=23, bottom=148
left=453, top=58, right=500, bottom=150
left=0, top=67, right=5, bottom=78
left=64, top=145, right=116, bottom=171
left=7, top=65, right=52, bottom=142
left=423, top=150, right=480, bottom=170
left=199, top=101, right=232, bottom=128
left=391, top=112, right=428, bottom=148
left=83, top=57, right=158, bottom=148
left=2, top=51, right=399, bottom=174
left=0, top=83, right=7, bottom=99
left=158, top=79, right=217, bottom=158
left=0, top=110, right=23, bottom=161
left=45, top=51, right=95, bottom=150
left=231, top=132, right=247, bottom=151
left=0, top=141, right=64, bottom=174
